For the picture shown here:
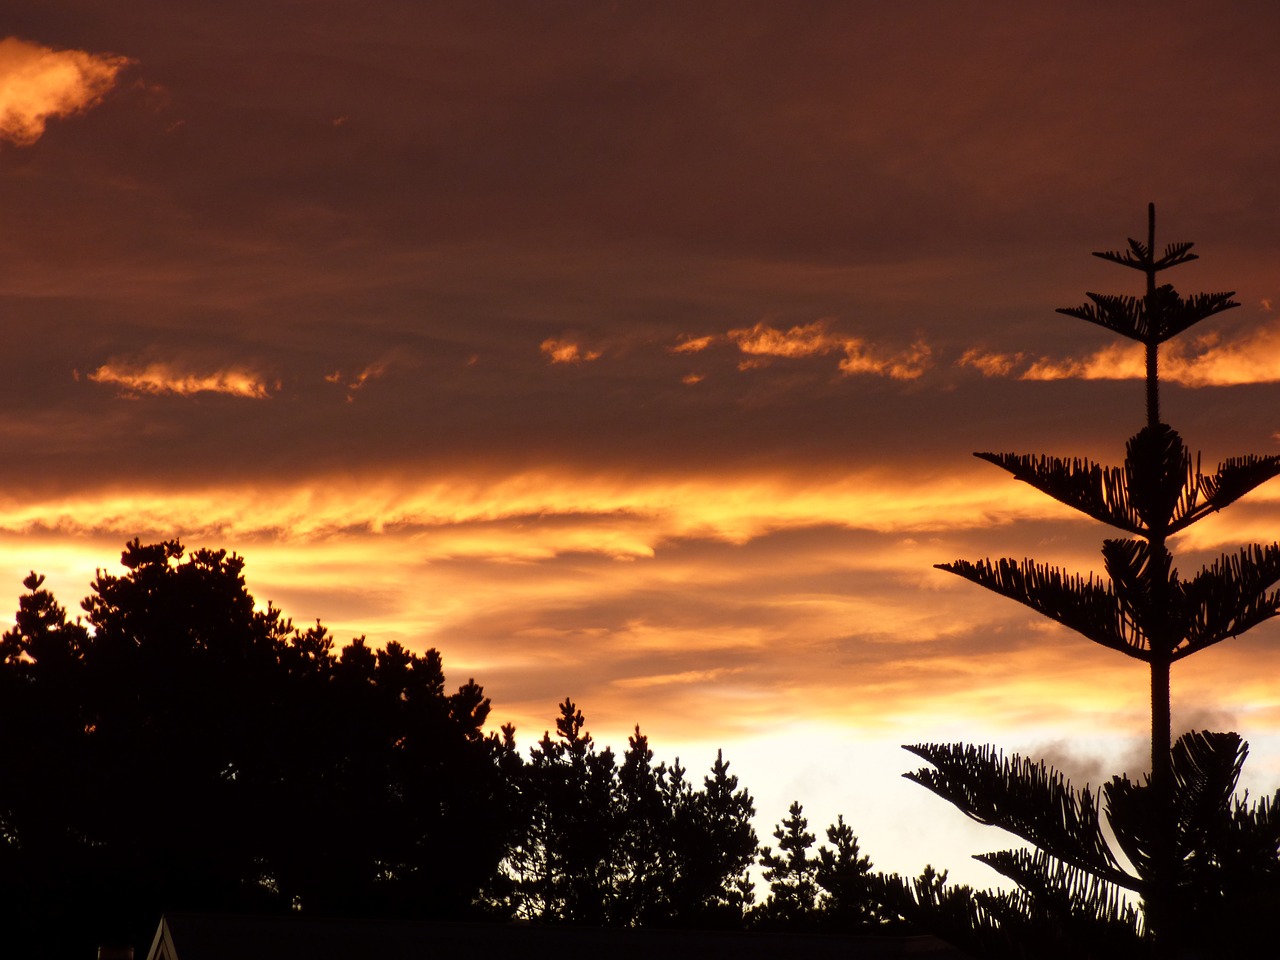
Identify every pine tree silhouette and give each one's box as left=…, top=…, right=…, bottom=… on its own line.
left=878, top=206, right=1280, bottom=957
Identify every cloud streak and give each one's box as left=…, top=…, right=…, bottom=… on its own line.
left=86, top=361, right=276, bottom=399
left=959, top=313, right=1280, bottom=386
left=697, top=320, right=935, bottom=380
left=0, top=36, right=131, bottom=146
left=0, top=465, right=1086, bottom=561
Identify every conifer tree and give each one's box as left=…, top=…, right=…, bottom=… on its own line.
left=502, top=698, right=619, bottom=922
left=614, top=726, right=675, bottom=925
left=755, top=801, right=820, bottom=927
left=879, top=207, right=1280, bottom=956
left=493, top=708, right=759, bottom=927
left=815, top=815, right=881, bottom=929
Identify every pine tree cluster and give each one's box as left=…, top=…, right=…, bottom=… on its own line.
left=0, top=539, right=888, bottom=955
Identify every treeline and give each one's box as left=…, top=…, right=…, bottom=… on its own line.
left=0, top=541, right=895, bottom=955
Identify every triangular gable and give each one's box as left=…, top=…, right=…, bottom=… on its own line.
left=145, top=915, right=179, bottom=960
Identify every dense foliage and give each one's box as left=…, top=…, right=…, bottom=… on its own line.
left=0, top=540, right=887, bottom=956
left=0, top=540, right=512, bottom=952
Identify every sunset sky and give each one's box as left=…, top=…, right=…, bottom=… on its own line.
left=7, top=2, right=1280, bottom=885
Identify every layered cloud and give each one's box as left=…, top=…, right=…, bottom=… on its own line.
left=0, top=36, right=131, bottom=146
left=0, top=464, right=1080, bottom=555
left=2, top=463, right=1271, bottom=754
left=85, top=361, right=276, bottom=399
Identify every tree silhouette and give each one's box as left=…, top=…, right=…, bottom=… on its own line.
left=493, top=703, right=759, bottom=927
left=501, top=697, right=620, bottom=923
left=755, top=801, right=820, bottom=927
left=0, top=540, right=512, bottom=955
left=674, top=748, right=759, bottom=925
left=752, top=803, right=884, bottom=932
left=815, top=814, right=882, bottom=929
left=614, top=726, right=677, bottom=925
left=878, top=207, right=1280, bottom=956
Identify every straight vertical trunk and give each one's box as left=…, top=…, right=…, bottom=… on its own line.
left=1148, top=654, right=1174, bottom=954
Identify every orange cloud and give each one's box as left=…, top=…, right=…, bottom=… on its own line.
left=540, top=338, right=601, bottom=364
left=0, top=465, right=1084, bottom=557
left=613, top=668, right=738, bottom=689
left=729, top=320, right=835, bottom=358
left=670, top=335, right=715, bottom=354
left=86, top=362, right=275, bottom=398
left=1161, top=327, right=1280, bottom=387
left=960, top=315, right=1280, bottom=386
left=726, top=319, right=932, bottom=380
left=0, top=37, right=132, bottom=146
left=956, top=347, right=1027, bottom=377
left=1021, top=342, right=1143, bottom=381
left=838, top=336, right=932, bottom=380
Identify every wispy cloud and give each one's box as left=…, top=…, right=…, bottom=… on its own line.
left=726, top=319, right=932, bottom=380
left=960, top=313, right=1280, bottom=386
left=669, top=335, right=715, bottom=354
left=326, top=357, right=393, bottom=402
left=613, top=668, right=737, bottom=689
left=839, top=336, right=932, bottom=379
left=0, top=465, right=1078, bottom=550
left=0, top=37, right=132, bottom=146
left=956, top=347, right=1028, bottom=378
left=85, top=361, right=275, bottom=398
left=540, top=338, right=601, bottom=364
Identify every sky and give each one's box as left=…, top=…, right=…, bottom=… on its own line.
left=6, top=1, right=1280, bottom=886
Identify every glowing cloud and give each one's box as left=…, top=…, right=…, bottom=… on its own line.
left=727, top=320, right=931, bottom=380
left=1161, top=328, right=1280, bottom=387
left=86, top=362, right=275, bottom=399
left=728, top=320, right=835, bottom=358
left=670, top=335, right=715, bottom=354
left=957, top=347, right=1027, bottom=377
left=0, top=465, right=1078, bottom=552
left=838, top=336, right=932, bottom=380
left=960, top=314, right=1280, bottom=386
left=540, top=338, right=601, bottom=364
left=0, top=37, right=131, bottom=146
left=1021, top=342, right=1144, bottom=381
